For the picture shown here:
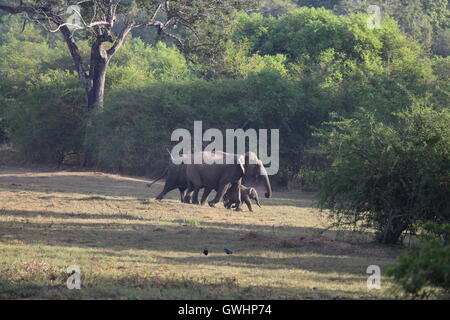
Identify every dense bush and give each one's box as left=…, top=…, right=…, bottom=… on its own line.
left=0, top=7, right=447, bottom=192
left=0, top=95, right=8, bottom=144
left=316, top=104, right=450, bottom=244
left=0, top=119, right=7, bottom=145
left=107, top=40, right=194, bottom=88
left=91, top=70, right=303, bottom=176
left=6, top=70, right=85, bottom=164
left=387, top=222, right=450, bottom=299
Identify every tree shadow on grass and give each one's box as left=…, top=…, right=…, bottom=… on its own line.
left=0, top=209, right=400, bottom=277
left=0, top=273, right=375, bottom=300
left=1, top=209, right=150, bottom=221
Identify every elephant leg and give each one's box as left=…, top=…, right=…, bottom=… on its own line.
left=208, top=182, right=232, bottom=207
left=187, top=169, right=203, bottom=205
left=233, top=199, right=244, bottom=211
left=156, top=189, right=169, bottom=201
left=155, top=180, right=181, bottom=201
left=184, top=190, right=193, bottom=203
left=183, top=184, right=195, bottom=203
left=191, top=188, right=201, bottom=204
left=155, top=192, right=164, bottom=201
left=179, top=188, right=187, bottom=203
left=228, top=185, right=242, bottom=210
left=200, top=187, right=213, bottom=205
left=243, top=197, right=253, bottom=212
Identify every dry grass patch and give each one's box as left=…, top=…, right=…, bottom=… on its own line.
left=0, top=166, right=402, bottom=299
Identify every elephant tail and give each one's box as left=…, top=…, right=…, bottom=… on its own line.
left=146, top=166, right=169, bottom=189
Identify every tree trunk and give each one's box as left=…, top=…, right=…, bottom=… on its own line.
left=0, top=2, right=135, bottom=167
left=377, top=216, right=409, bottom=244
left=87, top=39, right=110, bottom=111
left=82, top=41, right=110, bottom=167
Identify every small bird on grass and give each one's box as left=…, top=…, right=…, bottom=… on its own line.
left=224, top=248, right=233, bottom=255
left=203, top=248, right=209, bottom=256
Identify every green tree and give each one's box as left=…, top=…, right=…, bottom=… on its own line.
left=334, top=0, right=449, bottom=52
left=257, top=0, right=299, bottom=17
left=0, top=0, right=255, bottom=165
left=225, top=8, right=444, bottom=184
left=0, top=0, right=253, bottom=110
left=316, top=104, right=450, bottom=244
left=432, top=28, right=450, bottom=57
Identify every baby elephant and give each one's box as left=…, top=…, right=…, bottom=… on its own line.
left=223, top=184, right=261, bottom=212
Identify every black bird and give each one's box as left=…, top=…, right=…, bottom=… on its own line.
left=224, top=248, right=233, bottom=255
left=203, top=248, right=208, bottom=256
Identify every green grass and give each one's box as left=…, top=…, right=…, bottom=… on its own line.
left=0, top=167, right=402, bottom=299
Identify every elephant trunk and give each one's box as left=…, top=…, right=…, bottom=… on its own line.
left=260, top=166, right=272, bottom=198
left=254, top=193, right=261, bottom=207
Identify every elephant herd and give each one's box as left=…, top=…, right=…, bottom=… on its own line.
left=146, top=151, right=272, bottom=211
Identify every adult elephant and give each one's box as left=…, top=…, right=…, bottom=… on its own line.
left=184, top=151, right=272, bottom=208
left=146, top=162, right=190, bottom=202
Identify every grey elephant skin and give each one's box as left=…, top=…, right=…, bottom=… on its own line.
left=146, top=162, right=189, bottom=202
left=184, top=151, right=272, bottom=207
left=223, top=184, right=261, bottom=212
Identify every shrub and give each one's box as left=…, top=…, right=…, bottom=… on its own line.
left=6, top=70, right=85, bottom=164
left=316, top=104, right=450, bottom=244
left=387, top=222, right=450, bottom=299
left=106, top=40, right=193, bottom=89
left=91, top=70, right=303, bottom=175
left=0, top=119, right=7, bottom=145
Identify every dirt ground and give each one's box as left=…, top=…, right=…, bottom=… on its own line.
left=0, top=166, right=402, bottom=299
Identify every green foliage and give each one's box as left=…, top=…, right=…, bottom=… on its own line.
left=235, top=8, right=423, bottom=68
left=387, top=222, right=450, bottom=299
left=233, top=8, right=436, bottom=114
left=334, top=0, right=450, bottom=54
left=107, top=40, right=193, bottom=88
left=91, top=70, right=302, bottom=175
left=229, top=9, right=443, bottom=186
left=432, top=28, right=450, bottom=57
left=0, top=118, right=7, bottom=144
left=0, top=14, right=89, bottom=100
left=0, top=38, right=68, bottom=97
left=316, top=104, right=450, bottom=244
left=0, top=15, right=48, bottom=45
left=0, top=5, right=447, bottom=197
left=6, top=70, right=85, bottom=164
left=258, top=0, right=300, bottom=17
left=219, top=40, right=289, bottom=78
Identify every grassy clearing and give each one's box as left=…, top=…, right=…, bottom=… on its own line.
left=0, top=167, right=402, bottom=299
